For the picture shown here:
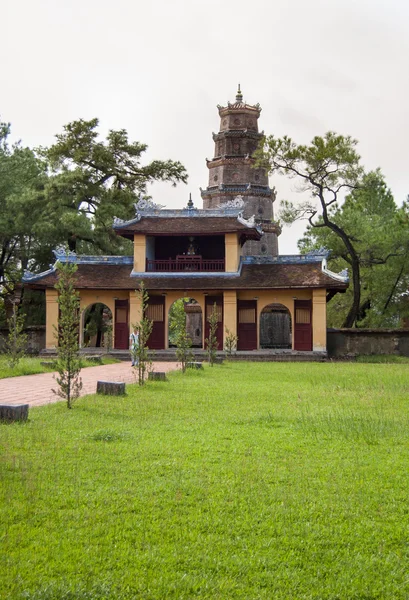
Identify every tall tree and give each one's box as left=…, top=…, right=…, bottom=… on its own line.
left=0, top=122, right=48, bottom=295
left=255, top=132, right=366, bottom=327
left=299, top=171, right=409, bottom=327
left=42, top=118, right=188, bottom=253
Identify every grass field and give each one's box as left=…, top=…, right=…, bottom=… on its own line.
left=0, top=355, right=119, bottom=379
left=1, top=362, right=409, bottom=599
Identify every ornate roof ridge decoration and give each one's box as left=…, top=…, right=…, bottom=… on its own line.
left=219, top=195, right=245, bottom=209
left=22, top=254, right=135, bottom=283
left=114, top=207, right=254, bottom=224
left=237, top=213, right=262, bottom=234
left=322, top=259, right=349, bottom=283
left=22, top=267, right=56, bottom=283
left=243, top=253, right=326, bottom=265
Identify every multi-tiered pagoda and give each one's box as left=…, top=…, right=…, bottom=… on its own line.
left=201, top=86, right=281, bottom=256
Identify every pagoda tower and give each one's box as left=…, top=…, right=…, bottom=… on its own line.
left=201, top=86, right=281, bottom=256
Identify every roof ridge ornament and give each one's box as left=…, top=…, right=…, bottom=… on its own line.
left=187, top=193, right=194, bottom=209
left=236, top=83, right=243, bottom=103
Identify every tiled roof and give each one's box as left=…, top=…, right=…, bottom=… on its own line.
left=113, top=211, right=262, bottom=239
left=25, top=262, right=347, bottom=291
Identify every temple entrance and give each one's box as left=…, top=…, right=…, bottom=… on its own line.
left=237, top=300, right=257, bottom=350
left=204, top=296, right=223, bottom=350
left=146, top=296, right=166, bottom=349
left=82, top=303, right=113, bottom=349
left=294, top=300, right=312, bottom=351
left=114, top=299, right=129, bottom=350
left=260, top=304, right=292, bottom=349
left=168, top=298, right=203, bottom=348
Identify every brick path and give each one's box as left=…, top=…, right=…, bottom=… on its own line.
left=0, top=361, right=179, bottom=408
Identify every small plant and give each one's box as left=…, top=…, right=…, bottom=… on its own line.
left=132, top=282, right=153, bottom=386
left=224, top=326, right=238, bottom=359
left=205, top=302, right=219, bottom=367
left=52, top=262, right=82, bottom=408
left=5, top=301, right=27, bottom=368
left=176, top=327, right=194, bottom=373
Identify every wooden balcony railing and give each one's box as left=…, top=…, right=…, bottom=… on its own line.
left=146, top=255, right=225, bottom=272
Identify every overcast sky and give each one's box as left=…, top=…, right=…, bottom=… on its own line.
left=3, top=0, right=409, bottom=253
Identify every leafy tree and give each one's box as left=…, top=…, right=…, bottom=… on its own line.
left=52, top=262, right=82, bottom=408
left=168, top=298, right=194, bottom=371
left=0, top=122, right=48, bottom=296
left=205, top=303, right=219, bottom=366
left=5, top=302, right=27, bottom=367
left=255, top=132, right=366, bottom=327
left=299, top=171, right=409, bottom=327
left=224, top=327, right=238, bottom=358
left=132, top=282, right=153, bottom=386
left=42, top=119, right=188, bottom=253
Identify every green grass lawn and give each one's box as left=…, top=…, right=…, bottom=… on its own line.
left=1, top=362, right=409, bottom=599
left=0, top=355, right=119, bottom=379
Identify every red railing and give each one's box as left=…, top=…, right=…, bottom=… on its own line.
left=146, top=255, right=225, bottom=272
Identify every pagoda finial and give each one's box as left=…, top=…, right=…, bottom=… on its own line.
left=187, top=192, right=194, bottom=209
left=236, top=83, right=243, bottom=102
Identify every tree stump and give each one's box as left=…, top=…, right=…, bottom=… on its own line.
left=96, top=381, right=126, bottom=395
left=0, top=404, right=29, bottom=423
left=186, top=362, right=203, bottom=369
left=148, top=372, right=167, bottom=382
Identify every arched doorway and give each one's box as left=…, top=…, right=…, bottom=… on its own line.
left=168, top=298, right=203, bottom=348
left=260, top=303, right=292, bottom=350
left=82, top=303, right=113, bottom=349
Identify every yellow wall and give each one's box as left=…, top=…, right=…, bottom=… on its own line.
left=133, top=234, right=146, bottom=272
left=312, top=288, right=327, bottom=351
left=223, top=290, right=237, bottom=347
left=79, top=290, right=129, bottom=349
left=129, top=290, right=143, bottom=331
left=45, top=289, right=59, bottom=349
left=225, top=233, right=240, bottom=272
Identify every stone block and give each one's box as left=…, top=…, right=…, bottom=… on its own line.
left=0, top=404, right=29, bottom=423
left=148, top=372, right=167, bottom=381
left=186, top=362, right=203, bottom=369
left=96, top=381, right=126, bottom=395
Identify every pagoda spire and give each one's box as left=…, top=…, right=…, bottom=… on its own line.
left=236, top=83, right=243, bottom=103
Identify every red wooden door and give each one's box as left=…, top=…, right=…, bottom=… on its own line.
left=237, top=300, right=257, bottom=350
left=205, top=296, right=223, bottom=350
left=146, top=296, right=165, bottom=350
left=114, top=300, right=129, bottom=350
left=294, top=300, right=312, bottom=351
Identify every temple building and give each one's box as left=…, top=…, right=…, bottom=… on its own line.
left=23, top=88, right=348, bottom=355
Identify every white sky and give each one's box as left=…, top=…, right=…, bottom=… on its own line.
left=3, top=0, right=409, bottom=253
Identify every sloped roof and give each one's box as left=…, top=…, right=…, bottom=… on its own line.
left=113, top=208, right=262, bottom=240
left=24, top=261, right=347, bottom=291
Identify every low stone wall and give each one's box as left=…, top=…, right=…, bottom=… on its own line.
left=0, top=326, right=46, bottom=355
left=327, top=328, right=409, bottom=358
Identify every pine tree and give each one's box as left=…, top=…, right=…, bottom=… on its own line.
left=53, top=262, right=82, bottom=408
left=6, top=302, right=27, bottom=368
left=132, top=282, right=153, bottom=386
left=205, top=303, right=219, bottom=367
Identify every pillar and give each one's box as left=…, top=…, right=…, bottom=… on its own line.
left=312, top=288, right=327, bottom=352
left=45, top=288, right=59, bottom=349
left=223, top=290, right=237, bottom=348
left=225, top=233, right=240, bottom=272
left=129, top=290, right=143, bottom=333
left=133, top=234, right=146, bottom=272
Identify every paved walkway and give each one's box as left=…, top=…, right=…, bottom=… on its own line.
left=0, top=361, right=179, bottom=408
